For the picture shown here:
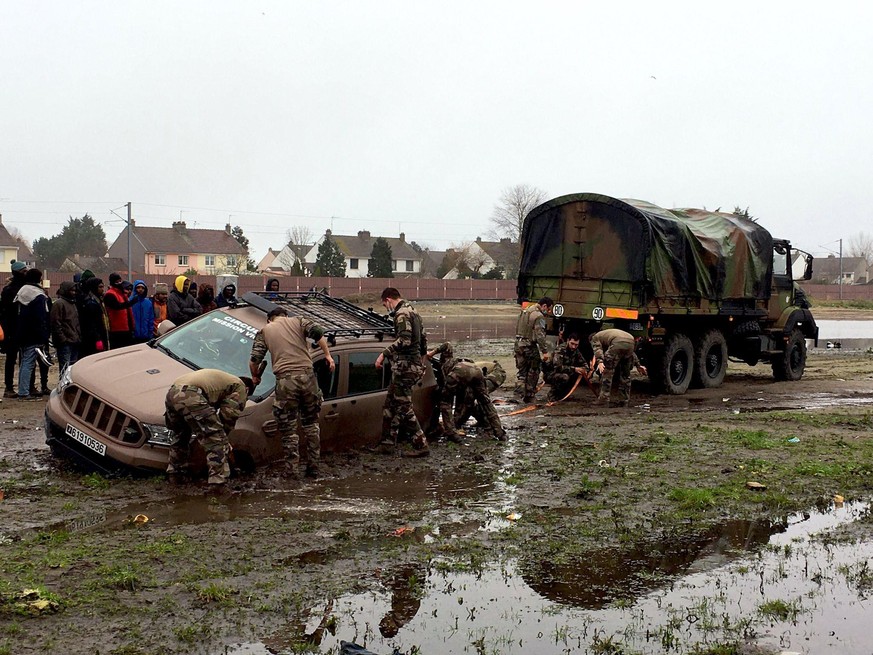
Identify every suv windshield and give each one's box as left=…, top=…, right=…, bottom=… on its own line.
left=157, top=311, right=276, bottom=397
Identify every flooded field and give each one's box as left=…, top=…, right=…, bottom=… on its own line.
left=3, top=310, right=873, bottom=655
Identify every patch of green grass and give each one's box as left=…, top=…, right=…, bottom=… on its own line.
left=572, top=475, right=600, bottom=499
left=794, top=460, right=851, bottom=477
left=195, top=582, right=236, bottom=604
left=137, top=535, right=192, bottom=557
left=667, top=487, right=716, bottom=511
left=81, top=473, right=111, bottom=490
left=100, top=565, right=144, bottom=592
left=174, top=622, right=210, bottom=644
left=758, top=598, right=800, bottom=621
left=728, top=428, right=775, bottom=450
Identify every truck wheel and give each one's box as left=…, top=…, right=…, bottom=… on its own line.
left=693, top=329, right=728, bottom=388
left=658, top=333, right=694, bottom=395
left=772, top=328, right=806, bottom=381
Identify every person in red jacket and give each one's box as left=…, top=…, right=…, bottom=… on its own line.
left=103, top=273, right=141, bottom=349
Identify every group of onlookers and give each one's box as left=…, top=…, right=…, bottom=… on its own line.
left=0, top=261, right=242, bottom=401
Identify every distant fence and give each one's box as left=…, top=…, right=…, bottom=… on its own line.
left=36, top=273, right=867, bottom=304
left=40, top=272, right=518, bottom=301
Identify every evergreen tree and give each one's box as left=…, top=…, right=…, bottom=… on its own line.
left=314, top=235, right=346, bottom=277
left=230, top=225, right=257, bottom=272
left=33, top=214, right=108, bottom=268
left=368, top=237, right=394, bottom=278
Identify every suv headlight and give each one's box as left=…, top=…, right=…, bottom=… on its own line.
left=57, top=365, right=74, bottom=393
left=143, top=424, right=178, bottom=446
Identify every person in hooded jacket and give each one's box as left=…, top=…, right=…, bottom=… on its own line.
left=152, top=282, right=169, bottom=333
left=14, top=268, right=51, bottom=400
left=50, top=281, right=81, bottom=373
left=265, top=278, right=280, bottom=299
left=1, top=260, right=28, bottom=397
left=215, top=283, right=238, bottom=308
left=130, top=279, right=156, bottom=343
left=197, top=283, right=217, bottom=313
left=168, top=275, right=202, bottom=326
left=103, top=273, right=141, bottom=349
left=79, top=277, right=110, bottom=357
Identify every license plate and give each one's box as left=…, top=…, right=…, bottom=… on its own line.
left=65, top=423, right=107, bottom=456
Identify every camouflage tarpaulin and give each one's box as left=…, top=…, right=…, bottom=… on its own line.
left=520, top=193, right=773, bottom=301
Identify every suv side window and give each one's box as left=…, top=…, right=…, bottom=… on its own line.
left=347, top=352, right=389, bottom=395
left=315, top=356, right=339, bottom=399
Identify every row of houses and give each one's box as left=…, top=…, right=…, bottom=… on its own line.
left=260, top=230, right=518, bottom=279
left=1, top=217, right=520, bottom=279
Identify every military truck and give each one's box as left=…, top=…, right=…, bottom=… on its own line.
left=516, top=193, right=818, bottom=394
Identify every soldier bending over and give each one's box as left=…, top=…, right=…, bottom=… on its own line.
left=164, top=369, right=255, bottom=487
left=590, top=328, right=647, bottom=407
left=428, top=342, right=507, bottom=442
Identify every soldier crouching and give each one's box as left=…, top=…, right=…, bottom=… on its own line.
left=543, top=333, right=589, bottom=402
left=164, top=369, right=254, bottom=487
left=428, top=342, right=507, bottom=442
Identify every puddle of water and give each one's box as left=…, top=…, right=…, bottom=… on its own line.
left=227, top=501, right=872, bottom=655
left=50, top=469, right=498, bottom=535
left=426, top=316, right=516, bottom=342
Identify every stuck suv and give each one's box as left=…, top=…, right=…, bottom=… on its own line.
left=44, top=292, right=437, bottom=475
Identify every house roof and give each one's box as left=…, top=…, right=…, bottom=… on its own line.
left=474, top=237, right=518, bottom=268
left=0, top=220, right=19, bottom=248
left=16, top=239, right=34, bottom=261
left=59, top=256, right=131, bottom=274
left=123, top=222, right=246, bottom=255
left=813, top=256, right=867, bottom=277
left=326, top=230, right=420, bottom=260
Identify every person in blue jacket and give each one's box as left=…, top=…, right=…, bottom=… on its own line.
left=131, top=279, right=156, bottom=343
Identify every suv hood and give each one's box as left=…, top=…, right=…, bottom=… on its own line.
left=69, top=345, right=193, bottom=425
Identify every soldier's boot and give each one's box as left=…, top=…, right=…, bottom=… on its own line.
left=592, top=395, right=609, bottom=406
left=407, top=432, right=430, bottom=457
left=282, top=457, right=301, bottom=480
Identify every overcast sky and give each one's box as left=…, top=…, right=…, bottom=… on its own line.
left=3, top=1, right=872, bottom=262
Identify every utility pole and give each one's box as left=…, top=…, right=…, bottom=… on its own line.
left=127, top=202, right=133, bottom=282
left=839, top=238, right=843, bottom=300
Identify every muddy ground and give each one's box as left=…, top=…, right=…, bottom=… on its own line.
left=2, top=305, right=873, bottom=654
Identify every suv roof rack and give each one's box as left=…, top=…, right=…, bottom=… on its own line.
left=241, top=291, right=393, bottom=342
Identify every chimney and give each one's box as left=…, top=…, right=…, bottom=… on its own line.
left=476, top=236, right=482, bottom=243
left=129, top=218, right=135, bottom=227
left=0, top=213, right=3, bottom=224
left=357, top=230, right=371, bottom=239
left=172, top=221, right=187, bottom=234
left=225, top=223, right=232, bottom=235
left=399, top=232, right=405, bottom=242
left=500, top=237, right=511, bottom=245
left=325, top=229, right=332, bottom=237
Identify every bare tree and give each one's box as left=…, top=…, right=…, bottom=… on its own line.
left=847, top=232, right=873, bottom=268
left=278, top=225, right=315, bottom=269
left=488, top=184, right=547, bottom=244
left=6, top=225, right=31, bottom=249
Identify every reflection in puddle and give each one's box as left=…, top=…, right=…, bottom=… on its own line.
left=230, top=501, right=873, bottom=655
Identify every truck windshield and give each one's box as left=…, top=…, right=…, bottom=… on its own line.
left=156, top=311, right=276, bottom=395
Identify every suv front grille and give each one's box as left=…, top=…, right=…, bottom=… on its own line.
left=62, top=386, right=145, bottom=445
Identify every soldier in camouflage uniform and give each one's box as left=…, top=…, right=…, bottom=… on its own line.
left=375, top=287, right=428, bottom=456
left=543, top=333, right=590, bottom=402
left=514, top=297, right=553, bottom=402
left=164, top=368, right=254, bottom=487
left=427, top=342, right=506, bottom=441
left=590, top=328, right=647, bottom=407
left=250, top=308, right=335, bottom=479
left=454, top=360, right=506, bottom=430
